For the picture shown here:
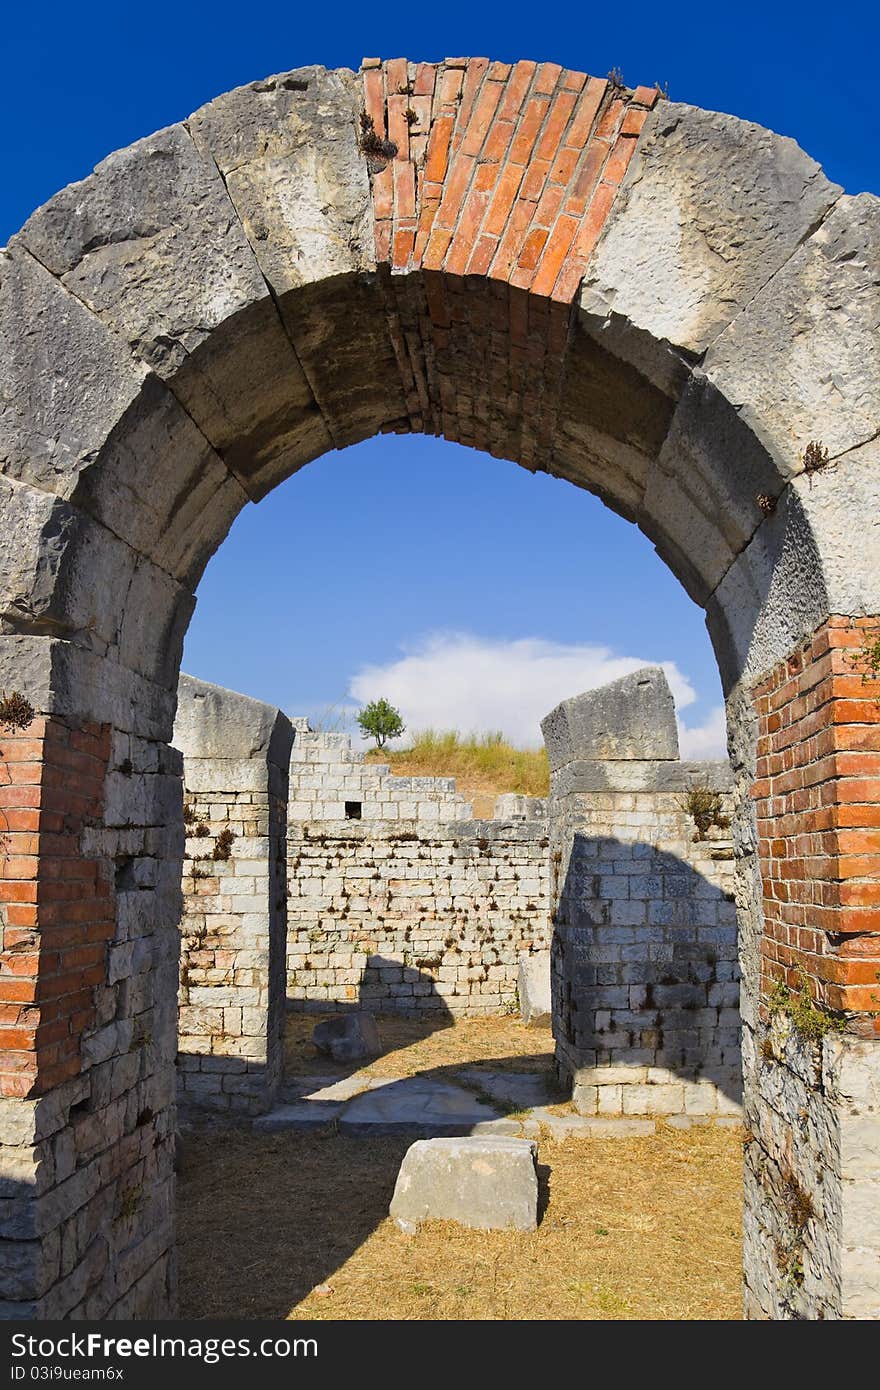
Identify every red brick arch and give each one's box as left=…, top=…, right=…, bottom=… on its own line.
left=0, top=55, right=878, bottom=1319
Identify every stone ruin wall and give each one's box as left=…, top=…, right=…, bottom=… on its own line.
left=544, top=671, right=741, bottom=1120
left=286, top=728, right=552, bottom=1015
left=550, top=775, right=740, bottom=1118
left=174, top=678, right=291, bottom=1116
left=176, top=668, right=743, bottom=1123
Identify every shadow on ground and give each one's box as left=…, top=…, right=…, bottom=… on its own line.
left=175, top=1012, right=740, bottom=1320
left=177, top=1010, right=559, bottom=1319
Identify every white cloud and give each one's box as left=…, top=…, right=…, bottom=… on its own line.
left=677, top=704, right=728, bottom=761
left=348, top=631, right=727, bottom=758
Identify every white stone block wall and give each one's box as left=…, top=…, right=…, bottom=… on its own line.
left=288, top=727, right=474, bottom=824
left=287, top=820, right=552, bottom=1015
left=177, top=781, right=287, bottom=1115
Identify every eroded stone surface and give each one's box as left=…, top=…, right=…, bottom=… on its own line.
left=389, top=1136, right=538, bottom=1233
left=542, top=666, right=679, bottom=770
left=0, top=247, right=149, bottom=497
left=188, top=67, right=373, bottom=294
left=704, top=193, right=880, bottom=475
left=14, top=121, right=330, bottom=501
left=17, top=124, right=269, bottom=378
left=176, top=673, right=293, bottom=763
left=581, top=101, right=841, bottom=356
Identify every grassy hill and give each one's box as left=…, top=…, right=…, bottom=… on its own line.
left=366, top=730, right=549, bottom=818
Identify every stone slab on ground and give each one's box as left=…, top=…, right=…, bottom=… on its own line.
left=455, top=1070, right=554, bottom=1110
left=389, top=1136, right=539, bottom=1234
left=312, top=1012, right=381, bottom=1063
left=252, top=1102, right=341, bottom=1132
left=282, top=1075, right=374, bottom=1102
left=250, top=1082, right=726, bottom=1138
left=338, top=1077, right=501, bottom=1136
left=516, top=953, right=552, bottom=1028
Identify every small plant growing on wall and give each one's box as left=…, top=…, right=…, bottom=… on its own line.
left=848, top=630, right=880, bottom=702
left=0, top=691, right=34, bottom=732
left=213, top=828, right=236, bottom=862
left=356, top=697, right=406, bottom=749
left=358, top=112, right=398, bottom=169
left=802, top=440, right=830, bottom=474
left=755, top=492, right=776, bottom=516
left=679, top=786, right=730, bottom=839
left=768, top=965, right=845, bottom=1045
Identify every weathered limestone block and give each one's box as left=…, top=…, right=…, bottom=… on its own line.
left=175, top=674, right=294, bottom=765
left=14, top=123, right=329, bottom=500
left=0, top=477, right=136, bottom=642
left=542, top=666, right=679, bottom=770
left=0, top=246, right=148, bottom=495
left=704, top=193, right=880, bottom=475
left=549, top=757, right=732, bottom=798
left=17, top=123, right=264, bottom=377
left=390, top=1136, right=539, bottom=1233
left=708, top=439, right=880, bottom=690
left=552, top=322, right=672, bottom=525
left=0, top=634, right=177, bottom=740
left=0, top=249, right=248, bottom=591
left=188, top=67, right=373, bottom=295
left=518, top=952, right=551, bottom=1028
left=638, top=374, right=786, bottom=604
left=581, top=101, right=841, bottom=359
left=0, top=475, right=194, bottom=689
left=313, top=1012, right=381, bottom=1063
left=189, top=67, right=398, bottom=455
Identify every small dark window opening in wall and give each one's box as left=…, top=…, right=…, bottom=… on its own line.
left=345, top=801, right=363, bottom=820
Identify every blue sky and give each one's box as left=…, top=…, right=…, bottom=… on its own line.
left=4, top=3, right=877, bottom=753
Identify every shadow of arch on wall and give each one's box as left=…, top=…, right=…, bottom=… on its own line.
left=1, top=57, right=878, bottom=1320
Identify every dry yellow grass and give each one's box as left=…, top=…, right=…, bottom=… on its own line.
left=366, top=730, right=549, bottom=818
left=178, top=1015, right=743, bottom=1321
left=284, top=1011, right=556, bottom=1080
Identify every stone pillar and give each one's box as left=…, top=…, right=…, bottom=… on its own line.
left=543, top=668, right=741, bottom=1120
left=0, top=640, right=183, bottom=1319
left=173, top=676, right=292, bottom=1118
left=741, top=618, right=880, bottom=1318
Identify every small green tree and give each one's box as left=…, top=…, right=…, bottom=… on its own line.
left=357, top=697, right=406, bottom=749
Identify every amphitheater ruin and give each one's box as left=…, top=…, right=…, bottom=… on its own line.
left=0, top=55, right=878, bottom=1321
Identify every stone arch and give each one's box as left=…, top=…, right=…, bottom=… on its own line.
left=0, top=58, right=877, bottom=1319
